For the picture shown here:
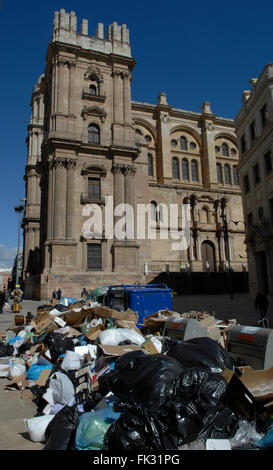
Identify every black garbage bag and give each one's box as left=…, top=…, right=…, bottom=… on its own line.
left=105, top=403, right=181, bottom=451
left=43, top=332, right=75, bottom=363
left=0, top=342, right=14, bottom=357
left=98, top=350, right=184, bottom=410
left=106, top=366, right=239, bottom=450
left=164, top=367, right=236, bottom=444
left=43, top=404, right=79, bottom=450
left=163, top=336, right=234, bottom=373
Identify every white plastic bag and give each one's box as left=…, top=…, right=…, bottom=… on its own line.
left=98, top=328, right=145, bottom=346
left=8, top=362, right=26, bottom=379
left=24, top=415, right=55, bottom=442
left=49, top=371, right=75, bottom=405
left=61, top=350, right=82, bottom=371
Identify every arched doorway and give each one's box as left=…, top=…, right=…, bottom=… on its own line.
left=202, top=241, right=216, bottom=272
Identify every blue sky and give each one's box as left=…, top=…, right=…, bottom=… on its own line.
left=0, top=0, right=273, bottom=269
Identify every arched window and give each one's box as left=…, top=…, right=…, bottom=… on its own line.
left=191, top=159, right=199, bottom=181
left=88, top=123, right=100, bottom=144
left=217, top=163, right=223, bottom=183
left=180, top=136, right=188, bottom=151
left=89, top=84, right=97, bottom=95
left=172, top=157, right=180, bottom=179
left=222, top=143, right=229, bottom=156
left=148, top=153, right=153, bottom=177
left=182, top=158, right=189, bottom=180
left=150, top=201, right=157, bottom=223
left=201, top=207, right=209, bottom=224
left=224, top=164, right=231, bottom=184
left=233, top=165, right=239, bottom=185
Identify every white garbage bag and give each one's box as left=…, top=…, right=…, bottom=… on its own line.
left=24, top=415, right=55, bottom=442
left=98, top=328, right=145, bottom=346
left=49, top=371, right=75, bottom=405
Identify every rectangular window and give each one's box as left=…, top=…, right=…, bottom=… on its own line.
left=253, top=163, right=260, bottom=185
left=247, top=212, right=253, bottom=227
left=244, top=174, right=250, bottom=193
left=250, top=120, right=256, bottom=141
left=261, top=104, right=269, bottom=127
left=88, top=178, right=101, bottom=200
left=87, top=244, right=102, bottom=270
left=241, top=135, right=246, bottom=153
left=264, top=151, right=272, bottom=174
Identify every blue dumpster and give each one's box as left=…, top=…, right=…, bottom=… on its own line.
left=106, top=284, right=172, bottom=325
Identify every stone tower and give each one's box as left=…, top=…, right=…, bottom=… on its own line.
left=24, top=9, right=149, bottom=298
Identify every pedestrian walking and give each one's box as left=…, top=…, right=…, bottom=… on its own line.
left=52, top=289, right=57, bottom=299
left=255, top=292, right=269, bottom=328
left=0, top=292, right=5, bottom=314
left=57, top=288, right=62, bottom=300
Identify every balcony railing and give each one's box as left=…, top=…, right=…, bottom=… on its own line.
left=81, top=193, right=105, bottom=205
left=82, top=88, right=106, bottom=102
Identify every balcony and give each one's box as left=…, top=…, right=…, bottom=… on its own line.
left=80, top=193, right=105, bottom=205
left=82, top=88, right=106, bottom=103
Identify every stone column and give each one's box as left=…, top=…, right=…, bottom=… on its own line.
left=124, top=164, right=136, bottom=238
left=112, top=163, right=125, bottom=237
left=196, top=231, right=202, bottom=260
left=47, top=161, right=54, bottom=239
left=112, top=70, right=123, bottom=123
left=68, top=60, right=76, bottom=115
left=57, top=59, right=69, bottom=114
left=122, top=71, right=132, bottom=125
left=53, top=158, right=67, bottom=239
left=66, top=159, right=76, bottom=240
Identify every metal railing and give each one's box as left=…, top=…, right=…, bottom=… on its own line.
left=80, top=193, right=105, bottom=204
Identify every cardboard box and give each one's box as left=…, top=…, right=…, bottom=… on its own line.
left=94, top=306, right=138, bottom=323
left=32, top=315, right=57, bottom=336
left=116, top=320, right=142, bottom=333
left=223, top=366, right=273, bottom=432
left=85, top=324, right=105, bottom=341
left=61, top=309, right=87, bottom=326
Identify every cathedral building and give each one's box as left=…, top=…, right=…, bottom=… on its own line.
left=23, top=9, right=247, bottom=299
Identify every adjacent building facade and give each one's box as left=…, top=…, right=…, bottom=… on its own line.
left=23, top=9, right=247, bottom=299
left=235, top=65, right=273, bottom=298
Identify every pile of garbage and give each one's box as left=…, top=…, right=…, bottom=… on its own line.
left=0, top=298, right=273, bottom=450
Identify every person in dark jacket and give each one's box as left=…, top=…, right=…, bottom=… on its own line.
left=0, top=292, right=5, bottom=314
left=57, top=288, right=62, bottom=300
left=255, top=292, right=269, bottom=327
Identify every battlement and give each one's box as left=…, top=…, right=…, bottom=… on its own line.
left=52, top=9, right=131, bottom=57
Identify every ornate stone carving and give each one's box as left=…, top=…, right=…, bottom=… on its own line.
left=82, top=163, right=107, bottom=177
left=67, top=158, right=77, bottom=170
left=84, top=65, right=104, bottom=83
left=123, top=164, right=136, bottom=175
left=82, top=105, right=107, bottom=123
left=111, top=163, right=124, bottom=174
left=53, top=157, right=67, bottom=169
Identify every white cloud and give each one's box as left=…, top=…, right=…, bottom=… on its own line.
left=0, top=245, right=17, bottom=271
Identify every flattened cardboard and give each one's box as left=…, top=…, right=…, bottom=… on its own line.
left=98, top=344, right=147, bottom=357
left=223, top=366, right=273, bottom=432
left=85, top=324, right=105, bottom=341
left=116, top=320, right=142, bottom=333
left=61, top=309, right=87, bottom=326
left=35, top=368, right=52, bottom=386
left=94, top=306, right=138, bottom=323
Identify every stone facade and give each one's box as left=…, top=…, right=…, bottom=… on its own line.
left=23, top=9, right=247, bottom=299
left=235, top=65, right=273, bottom=298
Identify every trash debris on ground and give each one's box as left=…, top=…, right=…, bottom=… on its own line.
left=0, top=292, right=273, bottom=451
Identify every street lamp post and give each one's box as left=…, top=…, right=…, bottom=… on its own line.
left=14, top=203, right=24, bottom=287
